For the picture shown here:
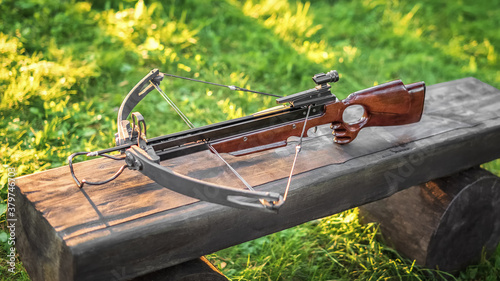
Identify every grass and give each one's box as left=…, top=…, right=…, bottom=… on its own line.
left=1, top=0, right=500, bottom=280
left=207, top=209, right=461, bottom=280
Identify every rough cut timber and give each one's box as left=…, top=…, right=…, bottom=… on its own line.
left=15, top=78, right=500, bottom=281
left=359, top=167, right=500, bottom=272
left=131, top=257, right=227, bottom=281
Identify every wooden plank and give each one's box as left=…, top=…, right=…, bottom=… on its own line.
left=15, top=78, right=500, bottom=280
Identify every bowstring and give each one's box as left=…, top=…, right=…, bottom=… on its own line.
left=282, top=105, right=312, bottom=202
left=160, top=72, right=283, bottom=98
left=150, top=81, right=255, bottom=191
left=151, top=77, right=312, bottom=207
left=151, top=81, right=194, bottom=128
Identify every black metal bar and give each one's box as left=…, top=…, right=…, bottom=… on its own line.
left=148, top=104, right=325, bottom=153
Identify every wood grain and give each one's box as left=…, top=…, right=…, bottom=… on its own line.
left=15, top=77, right=500, bottom=280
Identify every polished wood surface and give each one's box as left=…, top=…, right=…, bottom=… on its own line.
left=15, top=77, right=500, bottom=280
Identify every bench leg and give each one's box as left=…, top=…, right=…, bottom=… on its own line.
left=359, top=167, right=500, bottom=272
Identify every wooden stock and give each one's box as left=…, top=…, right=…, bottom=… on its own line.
left=331, top=80, right=425, bottom=143
left=211, top=80, right=425, bottom=154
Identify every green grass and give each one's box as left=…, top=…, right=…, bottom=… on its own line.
left=1, top=0, right=500, bottom=280
left=207, top=209, right=460, bottom=280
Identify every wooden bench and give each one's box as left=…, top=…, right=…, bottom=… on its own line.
left=15, top=77, right=500, bottom=280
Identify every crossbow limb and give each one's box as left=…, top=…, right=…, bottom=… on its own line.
left=69, top=69, right=425, bottom=213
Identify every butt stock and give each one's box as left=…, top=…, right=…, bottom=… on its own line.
left=331, top=80, right=426, bottom=144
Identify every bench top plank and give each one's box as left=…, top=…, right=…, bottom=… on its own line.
left=16, top=78, right=500, bottom=280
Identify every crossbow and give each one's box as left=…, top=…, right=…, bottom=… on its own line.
left=69, top=69, right=425, bottom=213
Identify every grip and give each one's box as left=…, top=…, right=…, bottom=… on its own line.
left=332, top=80, right=425, bottom=144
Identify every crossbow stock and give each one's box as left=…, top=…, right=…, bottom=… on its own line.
left=69, top=69, right=425, bottom=213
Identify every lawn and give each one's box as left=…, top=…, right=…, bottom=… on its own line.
left=1, top=0, right=499, bottom=280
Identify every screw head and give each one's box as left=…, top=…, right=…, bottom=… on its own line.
left=243, top=136, right=248, bottom=141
